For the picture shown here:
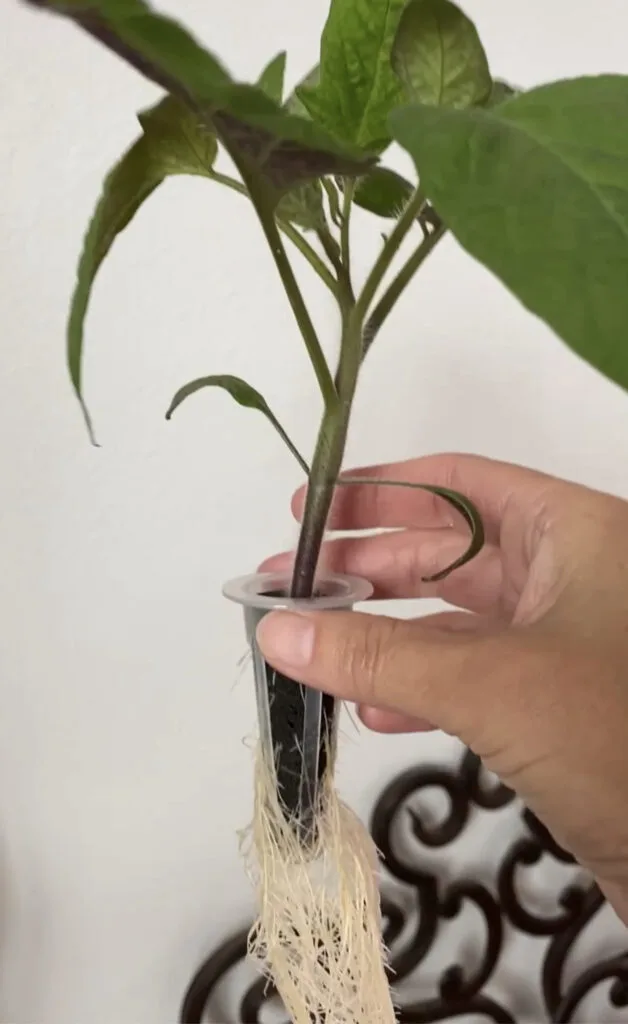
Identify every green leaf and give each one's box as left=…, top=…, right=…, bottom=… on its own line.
left=216, top=83, right=374, bottom=189
left=339, top=478, right=484, bottom=578
left=166, top=375, right=309, bottom=473
left=257, top=51, right=287, bottom=103
left=285, top=66, right=320, bottom=119
left=486, top=78, right=518, bottom=107
left=67, top=95, right=218, bottom=437
left=138, top=94, right=217, bottom=174
left=297, top=0, right=407, bottom=151
left=351, top=167, right=414, bottom=218
left=26, top=0, right=374, bottom=191
left=277, top=182, right=326, bottom=232
left=390, top=75, right=628, bottom=393
left=392, top=0, right=491, bottom=108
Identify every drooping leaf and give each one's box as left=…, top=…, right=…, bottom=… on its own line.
left=297, top=0, right=407, bottom=151
left=216, top=83, right=374, bottom=190
left=68, top=95, right=218, bottom=437
left=166, top=375, right=309, bottom=473
left=277, top=182, right=326, bottom=232
left=392, top=0, right=492, bottom=109
left=390, top=75, right=628, bottom=393
left=351, top=167, right=414, bottom=218
left=25, top=0, right=231, bottom=99
left=257, top=51, right=287, bottom=103
left=25, top=0, right=374, bottom=191
left=339, top=477, right=484, bottom=578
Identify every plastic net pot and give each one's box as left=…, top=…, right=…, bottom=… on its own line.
left=223, top=572, right=372, bottom=844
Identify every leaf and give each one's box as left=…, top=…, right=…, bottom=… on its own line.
left=297, top=0, right=407, bottom=151
left=351, top=167, right=414, bottom=218
left=390, top=75, right=628, bottom=393
left=257, top=51, right=287, bottom=103
left=166, top=375, right=309, bottom=473
left=285, top=66, right=320, bottom=119
left=339, top=477, right=484, bottom=578
left=216, top=83, right=374, bottom=190
left=277, top=182, right=326, bottom=231
left=486, top=78, right=518, bottom=107
left=67, top=95, right=218, bottom=437
left=138, top=94, right=217, bottom=174
left=392, top=0, right=492, bottom=109
left=26, top=0, right=374, bottom=190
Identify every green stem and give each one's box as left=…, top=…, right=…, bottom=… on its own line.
left=210, top=171, right=338, bottom=296
left=283, top=224, right=338, bottom=297
left=363, top=222, right=446, bottom=356
left=354, top=187, right=425, bottom=321
left=340, top=180, right=355, bottom=284
left=322, top=178, right=342, bottom=227
left=316, top=225, right=343, bottom=276
left=318, top=225, right=356, bottom=321
left=290, top=188, right=431, bottom=595
left=228, top=159, right=337, bottom=409
left=290, top=312, right=362, bottom=597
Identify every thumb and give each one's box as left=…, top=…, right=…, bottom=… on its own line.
left=256, top=608, right=527, bottom=743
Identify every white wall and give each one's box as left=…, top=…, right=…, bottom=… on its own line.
left=2, top=1, right=628, bottom=1020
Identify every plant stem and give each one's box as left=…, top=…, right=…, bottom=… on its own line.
left=290, top=312, right=363, bottom=598
left=355, top=187, right=425, bottom=321
left=231, top=161, right=337, bottom=409
left=289, top=186, right=430, bottom=597
left=340, top=180, right=355, bottom=283
left=322, top=178, right=342, bottom=227
left=316, top=225, right=343, bottom=276
left=282, top=225, right=338, bottom=298
left=210, top=171, right=339, bottom=297
left=363, top=222, right=447, bottom=356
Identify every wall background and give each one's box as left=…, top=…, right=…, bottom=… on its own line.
left=2, top=1, right=628, bottom=1020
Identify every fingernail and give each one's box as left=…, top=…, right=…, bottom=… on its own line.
left=256, top=612, right=315, bottom=668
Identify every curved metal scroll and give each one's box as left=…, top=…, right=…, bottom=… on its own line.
left=180, top=749, right=628, bottom=1023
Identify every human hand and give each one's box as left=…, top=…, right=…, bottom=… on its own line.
left=258, top=454, right=628, bottom=923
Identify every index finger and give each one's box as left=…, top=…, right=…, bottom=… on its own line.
left=293, top=452, right=556, bottom=543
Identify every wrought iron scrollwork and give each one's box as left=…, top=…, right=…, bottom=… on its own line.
left=180, top=748, right=628, bottom=1023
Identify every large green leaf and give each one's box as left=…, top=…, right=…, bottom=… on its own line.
left=25, top=0, right=374, bottom=188
left=166, top=375, right=309, bottom=473
left=68, top=95, right=218, bottom=437
left=257, top=52, right=287, bottom=103
left=297, top=0, right=406, bottom=151
left=390, top=75, right=628, bottom=393
left=392, top=0, right=491, bottom=108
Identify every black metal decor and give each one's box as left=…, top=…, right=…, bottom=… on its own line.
left=180, top=749, right=628, bottom=1023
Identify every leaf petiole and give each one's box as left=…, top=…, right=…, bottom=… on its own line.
left=363, top=221, right=447, bottom=357
left=354, top=186, right=425, bottom=322
left=208, top=170, right=339, bottom=296
left=340, top=179, right=355, bottom=283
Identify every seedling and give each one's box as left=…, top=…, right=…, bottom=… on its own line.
left=23, top=0, right=628, bottom=840
left=22, top=0, right=628, bottom=1017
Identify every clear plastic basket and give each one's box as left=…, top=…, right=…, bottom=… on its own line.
left=223, top=572, right=373, bottom=842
